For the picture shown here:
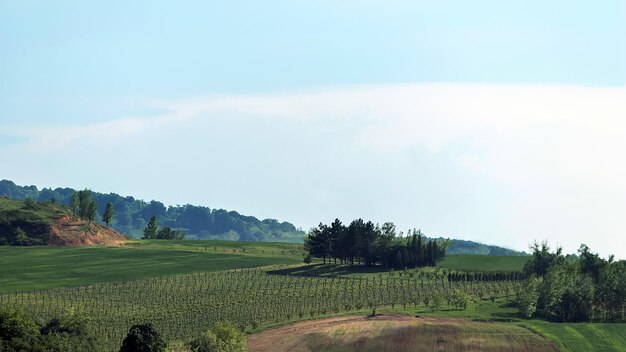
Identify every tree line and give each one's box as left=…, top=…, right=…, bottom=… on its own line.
left=0, top=307, right=247, bottom=352
left=0, top=179, right=303, bottom=242
left=517, top=242, right=625, bottom=322
left=305, top=219, right=447, bottom=269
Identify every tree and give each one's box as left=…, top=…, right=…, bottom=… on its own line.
left=102, top=202, right=115, bottom=227
left=70, top=192, right=79, bottom=217
left=345, top=219, right=364, bottom=266
left=15, top=227, right=28, bottom=246
left=86, top=200, right=98, bottom=225
left=23, top=197, right=36, bottom=209
left=156, top=226, right=185, bottom=240
left=143, top=216, right=159, bottom=239
left=303, top=254, right=312, bottom=265
left=304, top=225, right=329, bottom=263
left=517, top=275, right=541, bottom=318
left=524, top=241, right=563, bottom=277
left=328, top=219, right=345, bottom=264
left=119, top=323, right=166, bottom=352
left=77, top=189, right=93, bottom=220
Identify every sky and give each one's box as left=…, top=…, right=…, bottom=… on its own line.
left=1, top=1, right=625, bottom=257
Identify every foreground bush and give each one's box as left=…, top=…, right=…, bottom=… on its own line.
left=120, top=323, right=166, bottom=352
left=189, top=321, right=247, bottom=352
left=0, top=307, right=101, bottom=351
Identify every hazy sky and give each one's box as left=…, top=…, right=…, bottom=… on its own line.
left=1, top=1, right=625, bottom=257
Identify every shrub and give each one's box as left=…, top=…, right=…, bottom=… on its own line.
left=0, top=307, right=39, bottom=342
left=189, top=321, right=247, bottom=352
left=120, top=323, right=166, bottom=352
left=0, top=307, right=101, bottom=352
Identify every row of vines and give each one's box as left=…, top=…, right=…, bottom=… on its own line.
left=0, top=269, right=522, bottom=351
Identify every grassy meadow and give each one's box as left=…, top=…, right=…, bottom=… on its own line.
left=437, top=254, right=530, bottom=272
left=0, top=240, right=303, bottom=292
left=0, top=241, right=623, bottom=351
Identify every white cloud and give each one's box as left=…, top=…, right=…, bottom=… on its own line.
left=3, top=83, right=626, bottom=257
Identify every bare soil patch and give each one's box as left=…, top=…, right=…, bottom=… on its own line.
left=49, top=215, right=126, bottom=246
left=248, top=314, right=559, bottom=352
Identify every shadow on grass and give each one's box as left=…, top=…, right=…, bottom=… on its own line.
left=267, top=263, right=391, bottom=277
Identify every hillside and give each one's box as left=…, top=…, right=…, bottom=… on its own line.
left=432, top=237, right=527, bottom=256
left=0, top=197, right=126, bottom=246
left=0, top=180, right=526, bottom=255
left=0, top=179, right=305, bottom=242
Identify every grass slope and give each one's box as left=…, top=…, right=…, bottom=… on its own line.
left=437, top=254, right=530, bottom=272
left=0, top=197, right=69, bottom=245
left=0, top=243, right=302, bottom=292
left=522, top=322, right=626, bottom=352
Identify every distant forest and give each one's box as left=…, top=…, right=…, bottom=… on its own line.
left=0, top=180, right=304, bottom=242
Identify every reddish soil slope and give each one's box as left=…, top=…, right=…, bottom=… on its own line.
left=49, top=215, right=126, bottom=246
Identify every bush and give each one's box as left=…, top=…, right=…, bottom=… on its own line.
left=120, top=323, right=166, bottom=352
left=189, top=321, right=247, bottom=352
left=23, top=197, right=37, bottom=209
left=0, top=307, right=101, bottom=352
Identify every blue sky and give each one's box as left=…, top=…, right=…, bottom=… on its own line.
left=1, top=1, right=625, bottom=257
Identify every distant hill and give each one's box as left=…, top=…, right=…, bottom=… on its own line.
left=0, top=180, right=526, bottom=255
left=0, top=197, right=126, bottom=246
left=0, top=180, right=305, bottom=242
left=430, top=237, right=527, bottom=256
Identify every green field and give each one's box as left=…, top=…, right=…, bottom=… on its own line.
left=0, top=242, right=622, bottom=351
left=0, top=242, right=303, bottom=292
left=521, top=321, right=626, bottom=352
left=437, top=254, right=530, bottom=272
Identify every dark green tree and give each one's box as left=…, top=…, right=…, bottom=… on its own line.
left=70, top=192, right=79, bottom=217
left=77, top=189, right=93, bottom=220
left=119, top=323, right=166, bottom=352
left=156, top=226, right=185, bottom=240
left=304, top=225, right=328, bottom=263
left=142, top=216, right=159, bottom=239
left=86, top=200, right=98, bottom=225
left=102, top=202, right=115, bottom=227
left=23, top=197, right=36, bottom=209
left=328, top=218, right=345, bottom=263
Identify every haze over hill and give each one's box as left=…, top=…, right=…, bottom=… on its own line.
left=0, top=179, right=305, bottom=243
left=0, top=179, right=524, bottom=255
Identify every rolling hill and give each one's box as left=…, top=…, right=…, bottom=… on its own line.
left=0, top=180, right=526, bottom=255
left=0, top=197, right=126, bottom=246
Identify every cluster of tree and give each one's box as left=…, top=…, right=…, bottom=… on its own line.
left=119, top=321, right=247, bottom=352
left=141, top=216, right=186, bottom=240
left=70, top=189, right=116, bottom=227
left=305, top=219, right=447, bottom=269
left=70, top=189, right=98, bottom=225
left=0, top=180, right=304, bottom=242
left=517, top=242, right=625, bottom=322
left=0, top=307, right=101, bottom=351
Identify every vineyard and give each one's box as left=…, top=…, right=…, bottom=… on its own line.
left=0, top=269, right=522, bottom=351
